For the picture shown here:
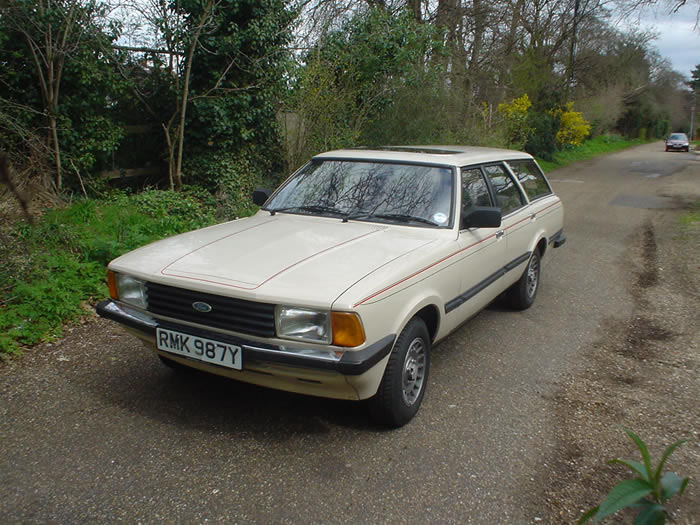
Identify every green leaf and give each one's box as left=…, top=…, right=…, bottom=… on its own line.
left=577, top=506, right=599, bottom=524
left=654, top=440, right=686, bottom=482
left=609, top=459, right=649, bottom=482
left=594, top=479, right=653, bottom=522
left=621, top=426, right=654, bottom=481
left=660, top=472, right=689, bottom=502
left=633, top=503, right=666, bottom=525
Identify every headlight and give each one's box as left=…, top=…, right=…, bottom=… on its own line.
left=108, top=271, right=147, bottom=309
left=275, top=306, right=366, bottom=347
left=276, top=306, right=331, bottom=344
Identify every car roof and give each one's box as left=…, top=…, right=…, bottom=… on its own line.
left=313, top=145, right=535, bottom=167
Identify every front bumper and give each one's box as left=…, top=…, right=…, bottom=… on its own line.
left=96, top=299, right=394, bottom=378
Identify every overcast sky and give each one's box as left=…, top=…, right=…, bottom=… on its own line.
left=630, top=2, right=700, bottom=78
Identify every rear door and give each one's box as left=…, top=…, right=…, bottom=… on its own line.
left=506, top=158, right=561, bottom=249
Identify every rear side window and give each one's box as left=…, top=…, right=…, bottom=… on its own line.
left=483, top=164, right=525, bottom=216
left=507, top=160, right=552, bottom=202
left=461, top=168, right=493, bottom=208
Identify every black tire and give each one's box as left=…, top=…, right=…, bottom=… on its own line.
left=369, top=317, right=431, bottom=428
left=506, top=249, right=541, bottom=310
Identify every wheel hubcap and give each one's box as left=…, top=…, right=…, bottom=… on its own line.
left=402, top=338, right=426, bottom=406
left=526, top=255, right=539, bottom=298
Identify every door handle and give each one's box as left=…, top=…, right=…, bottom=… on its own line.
left=530, top=213, right=537, bottom=221
left=495, top=230, right=505, bottom=239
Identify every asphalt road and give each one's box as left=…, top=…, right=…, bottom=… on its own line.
left=1, top=142, right=697, bottom=523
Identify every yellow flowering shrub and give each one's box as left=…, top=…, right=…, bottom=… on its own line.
left=497, top=94, right=533, bottom=149
left=554, top=103, right=591, bottom=146
left=497, top=94, right=532, bottom=118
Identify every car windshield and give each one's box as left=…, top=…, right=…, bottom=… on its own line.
left=266, top=160, right=454, bottom=227
left=669, top=134, right=687, bottom=140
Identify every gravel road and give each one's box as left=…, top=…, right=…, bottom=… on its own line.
left=1, top=142, right=698, bottom=523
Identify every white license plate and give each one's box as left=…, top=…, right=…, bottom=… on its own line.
left=156, top=328, right=242, bottom=370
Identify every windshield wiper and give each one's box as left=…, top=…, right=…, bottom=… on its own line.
left=343, top=211, right=439, bottom=227
left=268, top=205, right=345, bottom=217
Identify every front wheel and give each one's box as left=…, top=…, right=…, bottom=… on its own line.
left=506, top=249, right=541, bottom=310
left=369, top=317, right=431, bottom=428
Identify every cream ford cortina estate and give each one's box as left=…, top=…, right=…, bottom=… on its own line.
left=97, top=146, right=565, bottom=427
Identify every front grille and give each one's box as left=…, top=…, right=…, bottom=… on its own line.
left=146, top=282, right=276, bottom=337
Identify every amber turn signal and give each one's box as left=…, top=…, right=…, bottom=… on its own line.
left=107, top=270, right=119, bottom=300
left=331, top=312, right=365, bottom=347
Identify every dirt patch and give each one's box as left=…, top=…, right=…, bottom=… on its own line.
left=532, top=209, right=700, bottom=523
left=636, top=223, right=659, bottom=288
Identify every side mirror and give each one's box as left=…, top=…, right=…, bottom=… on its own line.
left=252, top=188, right=271, bottom=206
left=461, top=206, right=502, bottom=229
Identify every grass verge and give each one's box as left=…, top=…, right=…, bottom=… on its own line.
left=0, top=188, right=217, bottom=357
left=537, top=135, right=649, bottom=173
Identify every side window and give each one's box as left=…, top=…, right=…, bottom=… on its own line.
left=508, top=160, right=552, bottom=201
left=483, top=164, right=525, bottom=216
left=461, top=168, right=493, bottom=209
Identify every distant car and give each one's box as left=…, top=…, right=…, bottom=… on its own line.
left=97, top=146, right=566, bottom=427
left=665, top=133, right=690, bottom=152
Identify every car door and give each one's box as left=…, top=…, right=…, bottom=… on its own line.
left=481, top=163, right=532, bottom=285
left=444, top=166, right=508, bottom=324
left=506, top=158, right=560, bottom=244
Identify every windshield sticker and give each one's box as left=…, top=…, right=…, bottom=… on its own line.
left=433, top=212, right=448, bottom=224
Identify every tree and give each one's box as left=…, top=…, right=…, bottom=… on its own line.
left=0, top=0, right=122, bottom=189
left=691, top=64, right=700, bottom=89
left=108, top=0, right=293, bottom=192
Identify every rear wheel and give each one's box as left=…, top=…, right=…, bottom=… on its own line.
left=369, top=317, right=430, bottom=428
left=506, top=249, right=541, bottom=310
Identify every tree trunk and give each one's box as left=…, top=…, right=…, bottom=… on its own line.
left=174, top=0, right=214, bottom=191
left=407, top=0, right=421, bottom=22
left=49, top=115, right=62, bottom=188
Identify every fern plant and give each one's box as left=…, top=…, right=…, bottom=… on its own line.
left=579, top=426, right=689, bottom=524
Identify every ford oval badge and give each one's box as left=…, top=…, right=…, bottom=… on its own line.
left=192, top=301, right=212, bottom=313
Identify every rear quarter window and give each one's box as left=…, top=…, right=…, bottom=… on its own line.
left=507, top=160, right=552, bottom=202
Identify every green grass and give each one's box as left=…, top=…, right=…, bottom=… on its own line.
left=0, top=188, right=217, bottom=356
left=537, top=135, right=649, bottom=173
left=679, top=200, right=700, bottom=229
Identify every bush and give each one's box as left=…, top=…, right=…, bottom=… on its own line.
left=555, top=103, right=591, bottom=147
left=498, top=94, right=534, bottom=149
left=525, top=111, right=559, bottom=161
left=184, top=150, right=267, bottom=220
left=0, top=189, right=217, bottom=355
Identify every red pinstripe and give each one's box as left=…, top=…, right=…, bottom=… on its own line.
left=353, top=198, right=562, bottom=307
